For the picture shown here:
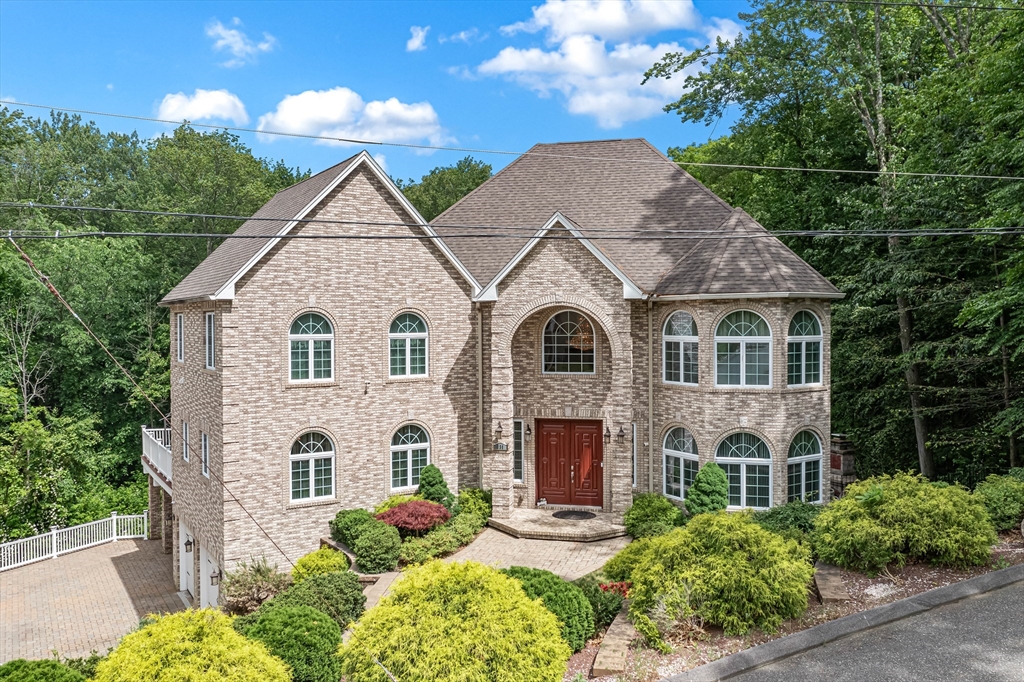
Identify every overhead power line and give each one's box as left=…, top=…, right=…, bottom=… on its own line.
left=806, top=0, right=1024, bottom=10
left=2, top=100, right=1023, bottom=182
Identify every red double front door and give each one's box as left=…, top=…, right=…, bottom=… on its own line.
left=536, top=420, right=603, bottom=507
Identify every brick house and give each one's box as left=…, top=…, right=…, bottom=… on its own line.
left=140, top=138, right=842, bottom=607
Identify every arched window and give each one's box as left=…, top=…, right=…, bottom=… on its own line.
left=290, top=432, right=334, bottom=501
left=663, top=427, right=699, bottom=499
left=663, top=311, right=698, bottom=385
left=543, top=311, right=595, bottom=374
left=715, top=433, right=772, bottom=508
left=715, top=311, right=771, bottom=387
left=390, top=313, right=428, bottom=377
left=787, top=311, right=822, bottom=386
left=788, top=431, right=822, bottom=503
left=391, top=425, right=430, bottom=489
left=290, top=313, right=333, bottom=381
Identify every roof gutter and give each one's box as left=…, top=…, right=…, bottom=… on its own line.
left=648, top=291, right=846, bottom=301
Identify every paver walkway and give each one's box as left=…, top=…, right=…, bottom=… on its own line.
left=445, top=527, right=630, bottom=580
left=0, top=538, right=182, bottom=663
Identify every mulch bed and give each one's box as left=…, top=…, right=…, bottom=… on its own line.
left=568, top=529, right=1024, bottom=681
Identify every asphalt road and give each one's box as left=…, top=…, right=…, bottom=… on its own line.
left=729, top=582, right=1024, bottom=682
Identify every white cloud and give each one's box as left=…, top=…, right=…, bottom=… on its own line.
left=157, top=89, right=249, bottom=125
left=501, top=0, right=700, bottom=42
left=206, top=17, right=276, bottom=67
left=106, top=83, right=114, bottom=91
left=256, top=87, right=449, bottom=148
left=373, top=154, right=388, bottom=172
left=701, top=17, right=743, bottom=46
left=407, top=26, right=430, bottom=52
left=439, top=28, right=485, bottom=44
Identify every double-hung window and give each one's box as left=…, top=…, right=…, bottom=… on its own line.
left=715, top=311, right=771, bottom=387
left=543, top=311, right=595, bottom=374
left=513, top=420, right=524, bottom=483
left=201, top=432, right=210, bottom=478
left=176, top=313, right=184, bottom=363
left=787, top=311, right=822, bottom=386
left=389, top=314, right=428, bottom=377
left=290, top=313, right=333, bottom=381
left=204, top=312, right=216, bottom=370
left=715, top=433, right=772, bottom=509
left=663, top=311, right=698, bottom=384
left=788, top=431, right=822, bottom=503
left=290, top=432, right=335, bottom=501
left=663, top=427, right=699, bottom=499
left=182, top=422, right=190, bottom=462
left=391, top=425, right=429, bottom=489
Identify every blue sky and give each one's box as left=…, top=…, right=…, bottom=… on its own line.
left=0, top=0, right=749, bottom=181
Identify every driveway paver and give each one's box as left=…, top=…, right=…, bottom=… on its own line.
left=0, top=539, right=182, bottom=663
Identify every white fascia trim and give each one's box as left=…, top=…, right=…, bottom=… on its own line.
left=653, top=291, right=846, bottom=301
left=212, top=151, right=482, bottom=300
left=473, top=212, right=644, bottom=301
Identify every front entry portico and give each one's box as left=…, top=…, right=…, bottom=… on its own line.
left=536, top=419, right=603, bottom=507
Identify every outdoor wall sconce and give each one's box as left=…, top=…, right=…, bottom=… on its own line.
left=183, top=538, right=193, bottom=553
left=604, top=427, right=612, bottom=443
left=210, top=570, right=221, bottom=586
left=524, top=423, right=532, bottom=441
left=617, top=426, right=626, bottom=443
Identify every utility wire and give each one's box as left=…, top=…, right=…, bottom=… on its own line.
left=2, top=100, right=1023, bottom=182
left=5, top=236, right=297, bottom=567
left=806, top=0, right=1024, bottom=10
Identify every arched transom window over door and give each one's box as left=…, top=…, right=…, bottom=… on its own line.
left=663, top=427, right=699, bottom=499
left=543, top=311, right=595, bottom=374
left=290, top=313, right=333, bottom=381
left=664, top=311, right=698, bottom=385
left=290, top=432, right=334, bottom=501
left=788, top=311, right=822, bottom=386
left=715, top=311, right=772, bottom=387
left=391, top=425, right=430, bottom=490
left=788, top=431, right=822, bottom=503
left=390, top=313, right=428, bottom=377
left=715, top=432, right=772, bottom=509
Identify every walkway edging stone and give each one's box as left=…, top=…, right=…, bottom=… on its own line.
left=661, top=562, right=1024, bottom=682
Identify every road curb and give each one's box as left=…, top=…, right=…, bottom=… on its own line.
left=661, top=562, right=1024, bottom=681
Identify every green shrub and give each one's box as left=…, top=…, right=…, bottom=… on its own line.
left=340, top=561, right=570, bottom=682
left=603, top=537, right=652, bottom=582
left=813, top=473, right=998, bottom=573
left=248, top=606, right=342, bottom=682
left=456, top=487, right=492, bottom=518
left=573, top=575, right=624, bottom=629
left=399, top=512, right=486, bottom=564
left=352, top=520, right=402, bottom=573
left=1009, top=468, right=1024, bottom=483
left=974, top=475, right=1024, bottom=531
left=629, top=513, right=813, bottom=649
left=220, top=556, right=292, bottom=615
left=684, top=463, right=729, bottom=516
left=330, top=509, right=375, bottom=546
left=624, top=493, right=683, bottom=538
left=0, top=660, right=85, bottom=682
left=271, top=569, right=366, bottom=630
left=59, top=651, right=107, bottom=679
left=374, top=494, right=421, bottom=514
left=291, top=547, right=351, bottom=584
left=417, top=464, right=455, bottom=510
left=93, top=609, right=289, bottom=682
left=753, top=500, right=822, bottom=549
left=502, top=566, right=595, bottom=652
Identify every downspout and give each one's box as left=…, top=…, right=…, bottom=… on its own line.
left=477, top=302, right=485, bottom=489
left=647, top=298, right=655, bottom=493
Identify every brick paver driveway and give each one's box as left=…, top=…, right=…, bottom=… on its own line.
left=446, top=528, right=630, bottom=580
left=0, top=539, right=182, bottom=663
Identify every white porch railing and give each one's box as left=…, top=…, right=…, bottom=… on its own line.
left=0, top=511, right=148, bottom=572
left=142, top=426, right=173, bottom=487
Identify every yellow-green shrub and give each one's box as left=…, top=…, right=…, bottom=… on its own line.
left=629, top=512, right=813, bottom=649
left=374, top=494, right=421, bottom=514
left=813, top=473, right=997, bottom=572
left=603, top=537, right=653, bottom=582
left=339, top=561, right=570, bottom=682
left=92, top=609, right=289, bottom=682
left=291, top=547, right=350, bottom=584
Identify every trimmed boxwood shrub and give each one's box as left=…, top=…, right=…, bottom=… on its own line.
left=329, top=509, right=375, bottom=547
left=272, top=569, right=366, bottom=629
left=377, top=499, right=451, bottom=536
left=573, top=575, right=623, bottom=628
left=93, top=609, right=289, bottom=682
left=352, top=520, right=402, bottom=573
left=603, top=537, right=652, bottom=582
left=502, top=566, right=595, bottom=652
left=417, top=464, right=455, bottom=510
left=340, top=561, right=570, bottom=682
left=974, top=474, right=1024, bottom=531
left=248, top=605, right=342, bottom=682
left=753, top=500, right=822, bottom=549
left=813, top=473, right=998, bottom=573
left=624, top=493, right=683, bottom=538
left=684, top=463, right=729, bottom=516
left=629, top=512, right=813, bottom=649
left=0, top=660, right=85, bottom=682
left=220, top=556, right=292, bottom=615
left=399, top=511, right=487, bottom=564
left=292, top=547, right=350, bottom=583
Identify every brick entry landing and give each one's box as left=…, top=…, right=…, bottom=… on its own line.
left=446, top=528, right=629, bottom=580
left=487, top=508, right=627, bottom=541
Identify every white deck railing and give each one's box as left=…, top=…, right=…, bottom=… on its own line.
left=142, top=426, right=173, bottom=485
left=0, top=511, right=148, bottom=572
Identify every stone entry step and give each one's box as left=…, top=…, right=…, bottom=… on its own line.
left=814, top=562, right=851, bottom=603
left=362, top=571, right=401, bottom=611
left=591, top=601, right=636, bottom=677
left=488, top=508, right=627, bottom=542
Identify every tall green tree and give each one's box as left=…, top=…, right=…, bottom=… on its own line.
left=396, top=156, right=492, bottom=221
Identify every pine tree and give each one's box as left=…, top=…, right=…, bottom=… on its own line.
left=417, top=464, right=454, bottom=510
left=685, top=463, right=730, bottom=516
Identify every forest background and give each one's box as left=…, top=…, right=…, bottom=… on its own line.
left=1, top=0, right=1021, bottom=540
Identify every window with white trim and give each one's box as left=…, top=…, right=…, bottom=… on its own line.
left=182, top=421, right=190, bottom=462
left=290, top=313, right=333, bottom=381
left=663, top=427, right=699, bottom=499
left=715, top=311, right=771, bottom=386
left=663, top=311, right=698, bottom=385
left=788, top=431, right=822, bottom=503
left=543, top=311, right=595, bottom=374
left=290, top=432, right=335, bottom=501
left=787, top=311, right=822, bottom=386
left=204, top=312, right=216, bottom=370
left=715, top=432, right=772, bottom=508
left=513, top=420, right=524, bottom=483
left=389, top=314, right=428, bottom=377
left=176, top=313, right=184, bottom=363
left=201, top=432, right=210, bottom=478
left=391, top=425, right=429, bottom=489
